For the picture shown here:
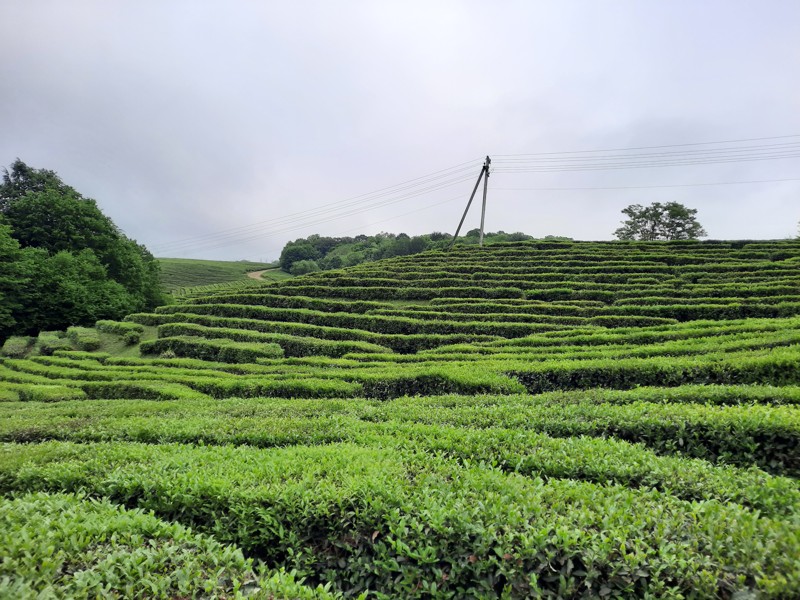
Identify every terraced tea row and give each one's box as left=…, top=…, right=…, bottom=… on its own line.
left=3, top=240, right=800, bottom=597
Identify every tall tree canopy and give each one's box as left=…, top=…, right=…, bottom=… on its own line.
left=0, top=159, right=165, bottom=338
left=614, top=202, right=707, bottom=241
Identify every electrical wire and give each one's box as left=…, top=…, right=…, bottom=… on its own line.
left=491, top=177, right=800, bottom=192
left=491, top=134, right=800, bottom=157
left=152, top=157, right=484, bottom=253
left=160, top=173, right=479, bottom=254
left=152, top=133, right=800, bottom=257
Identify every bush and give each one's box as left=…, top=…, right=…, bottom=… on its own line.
left=141, top=336, right=284, bottom=364
left=95, top=319, right=144, bottom=341
left=0, top=492, right=339, bottom=599
left=2, top=441, right=798, bottom=598
left=289, top=260, right=321, bottom=276
left=36, top=331, right=72, bottom=356
left=1, top=336, right=33, bottom=358
left=65, top=326, right=102, bottom=351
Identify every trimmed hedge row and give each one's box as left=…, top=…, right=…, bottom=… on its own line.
left=95, top=319, right=145, bottom=344
left=128, top=311, right=502, bottom=353
left=156, top=322, right=393, bottom=358
left=141, top=336, right=285, bottom=363
left=65, top=327, right=102, bottom=352
left=0, top=492, right=338, bottom=600
left=505, top=349, right=800, bottom=395
left=1, top=441, right=797, bottom=598
left=2, top=398, right=798, bottom=517
left=1, top=336, right=34, bottom=358
left=153, top=303, right=563, bottom=337
left=35, top=331, right=72, bottom=356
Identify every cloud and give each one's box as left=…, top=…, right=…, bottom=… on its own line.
left=1, top=0, right=798, bottom=260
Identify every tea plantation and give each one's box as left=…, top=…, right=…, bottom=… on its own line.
left=2, top=240, right=800, bottom=598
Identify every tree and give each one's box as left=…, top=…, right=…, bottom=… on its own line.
left=279, top=240, right=321, bottom=271
left=0, top=160, right=165, bottom=338
left=289, top=259, right=321, bottom=276
left=0, top=159, right=73, bottom=211
left=614, top=202, right=707, bottom=241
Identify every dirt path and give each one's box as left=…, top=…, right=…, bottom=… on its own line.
left=246, top=270, right=268, bottom=280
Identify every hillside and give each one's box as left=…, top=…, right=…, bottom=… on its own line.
left=157, top=257, right=285, bottom=292
left=3, top=239, right=800, bottom=597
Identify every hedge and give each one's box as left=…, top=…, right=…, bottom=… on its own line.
left=0, top=492, right=339, bottom=599
left=140, top=336, right=285, bottom=363
left=1, top=441, right=797, bottom=598
left=65, top=326, right=102, bottom=351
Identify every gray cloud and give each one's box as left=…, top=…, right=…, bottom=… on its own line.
left=1, top=0, right=799, bottom=260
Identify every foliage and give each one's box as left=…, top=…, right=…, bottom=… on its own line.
left=1, top=441, right=798, bottom=597
left=95, top=319, right=144, bottom=345
left=35, top=330, right=72, bottom=356
left=278, top=230, right=537, bottom=272
left=0, top=160, right=165, bottom=339
left=2, top=239, right=800, bottom=596
left=614, top=202, right=707, bottom=240
left=141, top=335, right=285, bottom=363
left=0, top=492, right=340, bottom=599
left=289, top=259, right=321, bottom=275
left=0, top=336, right=33, bottom=358
left=66, top=326, right=102, bottom=351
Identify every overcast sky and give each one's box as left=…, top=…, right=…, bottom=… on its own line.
left=2, top=1, right=799, bottom=260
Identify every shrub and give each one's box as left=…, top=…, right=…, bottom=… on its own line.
left=289, top=259, right=321, bottom=276
left=141, top=336, right=284, bottom=364
left=65, top=327, right=102, bottom=351
left=95, top=319, right=143, bottom=345
left=36, top=331, right=73, bottom=356
left=1, top=336, right=33, bottom=358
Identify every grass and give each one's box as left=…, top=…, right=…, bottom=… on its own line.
left=257, top=268, right=294, bottom=282
left=157, top=258, right=279, bottom=291
left=96, top=327, right=158, bottom=358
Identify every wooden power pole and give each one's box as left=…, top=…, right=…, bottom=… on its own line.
left=479, top=155, right=491, bottom=246
left=450, top=156, right=491, bottom=249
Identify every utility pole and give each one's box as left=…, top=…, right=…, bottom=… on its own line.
left=450, top=155, right=491, bottom=249
left=479, top=155, right=491, bottom=246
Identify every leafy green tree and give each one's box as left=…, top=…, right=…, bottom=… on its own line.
left=289, top=259, right=321, bottom=276
left=0, top=160, right=165, bottom=338
left=279, top=241, right=321, bottom=271
left=3, top=187, right=118, bottom=255
left=0, top=159, right=73, bottom=211
left=0, top=224, right=25, bottom=334
left=614, top=202, right=707, bottom=241
left=16, top=250, right=133, bottom=333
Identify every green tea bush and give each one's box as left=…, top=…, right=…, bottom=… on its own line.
left=1, top=441, right=797, bottom=598
left=141, top=336, right=284, bottom=363
left=65, top=326, right=102, bottom=351
left=0, top=336, right=33, bottom=358
left=36, top=331, right=72, bottom=356
left=95, top=319, right=144, bottom=344
left=0, top=492, right=340, bottom=599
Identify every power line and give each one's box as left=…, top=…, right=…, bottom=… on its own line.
left=152, top=133, right=800, bottom=256
left=159, top=173, right=479, bottom=254
left=491, top=177, right=800, bottom=192
left=153, top=161, right=481, bottom=252
left=492, top=142, right=800, bottom=165
left=152, top=158, right=483, bottom=253
left=491, top=134, right=800, bottom=158
left=492, top=152, right=800, bottom=173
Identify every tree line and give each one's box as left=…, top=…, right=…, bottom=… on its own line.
left=0, top=160, right=166, bottom=339
left=278, top=230, right=558, bottom=274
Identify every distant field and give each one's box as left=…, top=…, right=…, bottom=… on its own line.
left=157, top=258, right=279, bottom=291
